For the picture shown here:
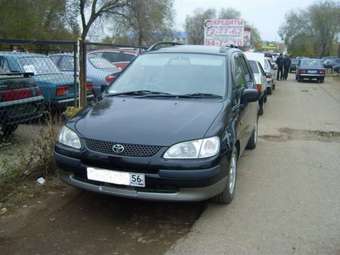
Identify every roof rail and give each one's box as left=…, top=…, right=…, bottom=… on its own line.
left=147, top=42, right=183, bottom=52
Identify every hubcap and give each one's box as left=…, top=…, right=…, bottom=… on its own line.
left=229, top=151, right=237, bottom=193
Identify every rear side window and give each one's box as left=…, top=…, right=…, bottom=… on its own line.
left=0, top=57, right=10, bottom=73
left=59, top=56, right=74, bottom=71
left=89, top=57, right=117, bottom=70
left=233, top=55, right=247, bottom=88
left=248, top=60, right=259, bottom=73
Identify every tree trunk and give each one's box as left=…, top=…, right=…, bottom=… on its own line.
left=79, top=38, right=87, bottom=108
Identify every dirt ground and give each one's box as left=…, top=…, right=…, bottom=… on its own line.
left=1, top=75, right=340, bottom=255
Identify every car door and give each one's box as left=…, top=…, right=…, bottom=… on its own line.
left=231, top=53, right=253, bottom=153
left=234, top=53, right=257, bottom=152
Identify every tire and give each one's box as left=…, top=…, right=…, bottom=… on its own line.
left=1, top=124, right=18, bottom=137
left=272, top=84, right=276, bottom=90
left=246, top=118, right=258, bottom=150
left=319, top=78, right=324, bottom=83
left=267, top=87, right=272, bottom=95
left=213, top=145, right=238, bottom=204
left=258, top=98, right=264, bottom=116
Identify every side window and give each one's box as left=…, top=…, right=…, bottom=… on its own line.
left=0, top=57, right=11, bottom=73
left=102, top=52, right=119, bottom=62
left=232, top=55, right=247, bottom=89
left=258, top=63, right=266, bottom=76
left=239, top=56, right=253, bottom=85
left=59, top=56, right=74, bottom=71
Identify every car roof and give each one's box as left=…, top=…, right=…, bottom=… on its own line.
left=89, top=49, right=137, bottom=55
left=151, top=45, right=240, bottom=56
left=0, top=51, right=47, bottom=58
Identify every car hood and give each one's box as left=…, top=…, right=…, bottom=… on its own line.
left=75, top=97, right=224, bottom=146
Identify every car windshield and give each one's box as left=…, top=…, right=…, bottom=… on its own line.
left=89, top=57, right=118, bottom=70
left=249, top=60, right=259, bottom=73
left=108, top=53, right=227, bottom=97
left=300, top=59, right=323, bottom=68
left=19, top=56, right=60, bottom=75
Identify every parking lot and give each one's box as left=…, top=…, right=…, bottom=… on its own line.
left=0, top=75, right=339, bottom=255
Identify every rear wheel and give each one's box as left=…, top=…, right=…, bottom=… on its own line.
left=258, top=98, right=264, bottom=116
left=213, top=145, right=238, bottom=204
left=246, top=118, right=258, bottom=150
left=267, top=87, right=272, bottom=95
left=1, top=124, right=18, bottom=137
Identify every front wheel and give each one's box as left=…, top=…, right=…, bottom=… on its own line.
left=213, top=146, right=238, bottom=204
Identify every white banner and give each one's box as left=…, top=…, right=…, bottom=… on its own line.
left=204, top=19, right=245, bottom=47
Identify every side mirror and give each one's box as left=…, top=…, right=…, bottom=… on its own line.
left=92, top=86, right=103, bottom=101
left=242, top=88, right=259, bottom=103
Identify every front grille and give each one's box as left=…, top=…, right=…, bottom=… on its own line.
left=85, top=138, right=163, bottom=157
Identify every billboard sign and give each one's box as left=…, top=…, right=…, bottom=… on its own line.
left=204, top=19, right=245, bottom=47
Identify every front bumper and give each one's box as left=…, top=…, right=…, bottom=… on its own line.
left=55, top=146, right=229, bottom=202
left=60, top=171, right=228, bottom=202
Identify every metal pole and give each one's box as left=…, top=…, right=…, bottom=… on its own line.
left=74, top=42, right=79, bottom=107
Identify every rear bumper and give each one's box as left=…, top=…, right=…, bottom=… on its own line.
left=55, top=150, right=229, bottom=202
left=0, top=97, right=45, bottom=125
left=298, top=74, right=325, bottom=77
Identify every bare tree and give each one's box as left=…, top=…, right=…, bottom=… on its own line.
left=78, top=0, right=127, bottom=107
left=185, top=9, right=216, bottom=45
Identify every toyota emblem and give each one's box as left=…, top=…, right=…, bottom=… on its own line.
left=112, top=144, right=125, bottom=154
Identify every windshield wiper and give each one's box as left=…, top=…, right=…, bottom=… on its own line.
left=176, top=93, right=222, bottom=99
left=107, top=90, right=173, bottom=97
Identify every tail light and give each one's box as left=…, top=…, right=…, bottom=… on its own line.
left=105, top=74, right=116, bottom=85
left=319, top=70, right=325, bottom=74
left=56, top=86, right=69, bottom=97
left=0, top=89, right=33, bottom=102
left=256, top=84, right=262, bottom=93
left=86, top=83, right=93, bottom=91
left=298, top=69, right=305, bottom=74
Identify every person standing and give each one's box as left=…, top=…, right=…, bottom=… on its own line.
left=283, top=55, right=291, bottom=80
left=276, top=53, right=284, bottom=80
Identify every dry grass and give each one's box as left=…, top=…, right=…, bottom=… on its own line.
left=0, top=114, right=61, bottom=202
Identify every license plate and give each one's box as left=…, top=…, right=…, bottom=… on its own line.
left=87, top=167, right=145, bottom=187
left=308, top=70, right=317, bottom=74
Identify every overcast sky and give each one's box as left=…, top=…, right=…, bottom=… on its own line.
left=174, top=0, right=316, bottom=41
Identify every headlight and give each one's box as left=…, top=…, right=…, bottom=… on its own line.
left=164, top=137, right=220, bottom=159
left=58, top=126, right=81, bottom=149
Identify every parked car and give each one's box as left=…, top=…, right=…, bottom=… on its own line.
left=245, top=52, right=274, bottom=95
left=89, top=49, right=138, bottom=71
left=50, top=53, right=121, bottom=92
left=290, top=58, right=298, bottom=73
left=0, top=72, right=44, bottom=136
left=322, top=57, right=339, bottom=69
left=248, top=60, right=267, bottom=115
left=0, top=52, right=93, bottom=110
left=333, top=64, right=340, bottom=73
left=55, top=45, right=259, bottom=204
left=296, top=58, right=326, bottom=83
